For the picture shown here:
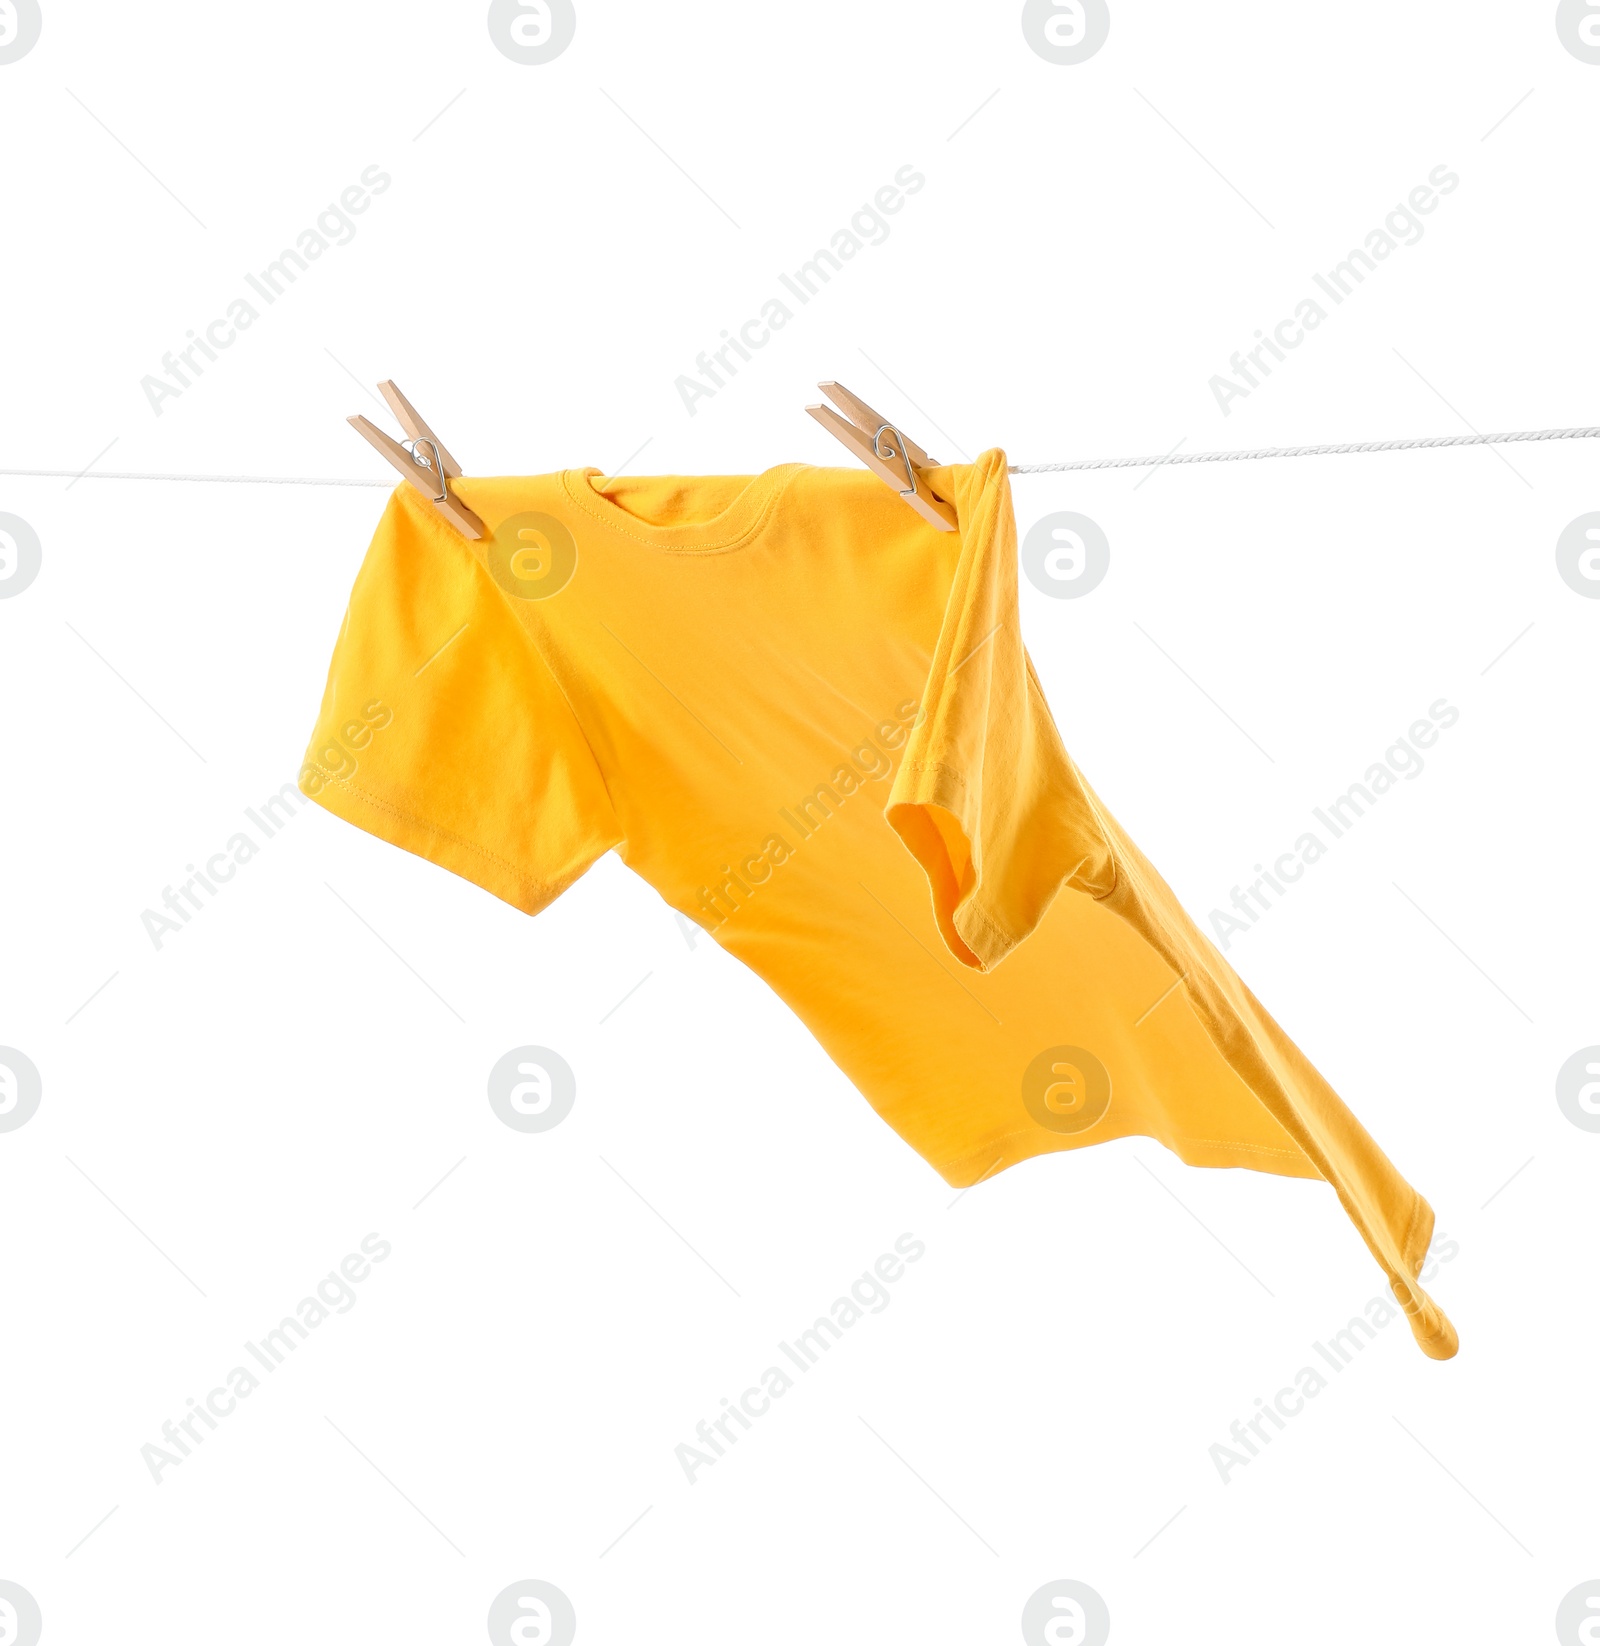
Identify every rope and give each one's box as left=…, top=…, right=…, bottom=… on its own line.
left=4, top=424, right=1596, bottom=488
left=0, top=468, right=389, bottom=486
left=1008, top=425, right=1600, bottom=474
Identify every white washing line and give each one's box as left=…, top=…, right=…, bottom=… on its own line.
left=3, top=424, right=1597, bottom=487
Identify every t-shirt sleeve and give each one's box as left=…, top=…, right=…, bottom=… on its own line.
left=884, top=449, right=1116, bottom=972
left=298, top=487, right=622, bottom=914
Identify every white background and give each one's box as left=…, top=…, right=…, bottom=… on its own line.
left=2, top=3, right=1598, bottom=1642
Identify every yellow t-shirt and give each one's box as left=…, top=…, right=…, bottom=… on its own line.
left=301, top=453, right=1458, bottom=1360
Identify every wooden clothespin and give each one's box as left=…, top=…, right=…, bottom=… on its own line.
left=348, top=381, right=485, bottom=540
left=805, top=381, right=956, bottom=532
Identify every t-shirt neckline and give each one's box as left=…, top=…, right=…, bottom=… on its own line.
left=560, top=464, right=800, bottom=553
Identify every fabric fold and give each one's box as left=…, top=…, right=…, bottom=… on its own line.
left=885, top=452, right=1117, bottom=970
left=886, top=450, right=1458, bottom=1360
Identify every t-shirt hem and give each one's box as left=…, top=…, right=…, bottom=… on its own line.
left=933, top=1125, right=1324, bottom=1189
left=1391, top=1189, right=1456, bottom=1359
